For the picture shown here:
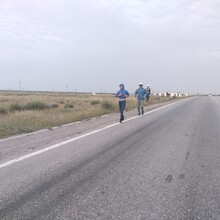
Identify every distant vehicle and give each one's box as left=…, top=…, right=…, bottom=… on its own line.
left=209, top=94, right=212, bottom=96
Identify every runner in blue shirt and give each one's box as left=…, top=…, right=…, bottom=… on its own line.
left=115, top=84, right=129, bottom=123
left=135, top=83, right=147, bottom=115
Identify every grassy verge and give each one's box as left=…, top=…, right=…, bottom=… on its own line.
left=0, top=91, right=181, bottom=138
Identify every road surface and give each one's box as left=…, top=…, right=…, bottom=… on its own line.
left=0, top=96, right=220, bottom=220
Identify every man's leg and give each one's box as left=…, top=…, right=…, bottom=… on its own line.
left=140, top=100, right=144, bottom=115
left=120, top=101, right=126, bottom=122
left=121, top=101, right=126, bottom=120
left=119, top=101, right=123, bottom=122
left=146, top=95, right=149, bottom=102
left=137, top=100, right=141, bottom=115
left=119, top=102, right=122, bottom=122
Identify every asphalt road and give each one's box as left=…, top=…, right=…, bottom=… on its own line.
left=0, top=96, right=220, bottom=220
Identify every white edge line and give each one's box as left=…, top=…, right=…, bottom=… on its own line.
left=0, top=99, right=185, bottom=169
left=0, top=122, right=82, bottom=143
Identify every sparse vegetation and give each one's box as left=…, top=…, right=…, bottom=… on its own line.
left=0, top=91, right=182, bottom=138
left=50, top=103, right=59, bottom=109
left=10, top=103, right=24, bottom=112
left=25, top=101, right=49, bottom=110
left=91, top=100, right=100, bottom=105
left=0, top=107, right=7, bottom=115
left=102, top=101, right=116, bottom=110
left=65, top=103, right=74, bottom=109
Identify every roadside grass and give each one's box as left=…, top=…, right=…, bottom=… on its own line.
left=0, top=91, right=180, bottom=138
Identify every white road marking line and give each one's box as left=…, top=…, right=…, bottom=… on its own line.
left=0, top=121, right=83, bottom=143
left=0, top=99, right=186, bottom=169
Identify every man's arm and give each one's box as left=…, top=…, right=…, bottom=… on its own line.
left=134, top=89, right=138, bottom=97
left=125, top=90, right=130, bottom=97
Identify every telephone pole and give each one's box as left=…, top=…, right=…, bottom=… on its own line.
left=66, top=84, right=69, bottom=93
left=19, top=80, right=21, bottom=91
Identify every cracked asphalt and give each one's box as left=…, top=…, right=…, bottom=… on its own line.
left=0, top=96, right=220, bottom=220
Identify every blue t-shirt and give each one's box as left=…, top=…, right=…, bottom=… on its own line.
left=135, top=88, right=147, bottom=100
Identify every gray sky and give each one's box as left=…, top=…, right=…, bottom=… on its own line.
left=0, top=0, right=220, bottom=94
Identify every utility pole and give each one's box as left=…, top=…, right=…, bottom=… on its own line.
left=19, top=80, right=21, bottom=91
left=66, top=84, right=69, bottom=93
left=100, top=85, right=103, bottom=94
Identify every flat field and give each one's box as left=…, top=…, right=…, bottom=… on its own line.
left=0, top=91, right=178, bottom=138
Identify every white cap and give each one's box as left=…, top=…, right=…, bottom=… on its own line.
left=139, top=83, right=143, bottom=86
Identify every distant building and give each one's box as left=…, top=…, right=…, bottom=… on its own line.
left=152, top=92, right=190, bottom=97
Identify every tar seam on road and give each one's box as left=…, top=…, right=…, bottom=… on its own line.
left=0, top=99, right=186, bottom=169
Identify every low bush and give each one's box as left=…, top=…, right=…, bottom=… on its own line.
left=10, top=103, right=24, bottom=112
left=65, top=103, right=74, bottom=109
left=91, top=100, right=100, bottom=105
left=0, top=107, right=7, bottom=114
left=102, top=101, right=115, bottom=110
left=50, top=103, right=59, bottom=109
left=1, top=98, right=9, bottom=102
left=25, top=101, right=49, bottom=110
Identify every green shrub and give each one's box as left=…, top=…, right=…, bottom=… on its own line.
left=25, top=101, right=49, bottom=110
left=1, top=98, right=9, bottom=102
left=91, top=100, right=100, bottom=105
left=10, top=103, right=24, bottom=112
left=50, top=103, right=59, bottom=109
left=102, top=101, right=115, bottom=110
left=0, top=107, right=7, bottom=114
left=64, top=103, right=74, bottom=109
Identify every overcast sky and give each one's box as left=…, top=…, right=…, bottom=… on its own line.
left=0, top=0, right=220, bottom=94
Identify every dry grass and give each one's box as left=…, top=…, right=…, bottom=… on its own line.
left=0, top=91, right=179, bottom=138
